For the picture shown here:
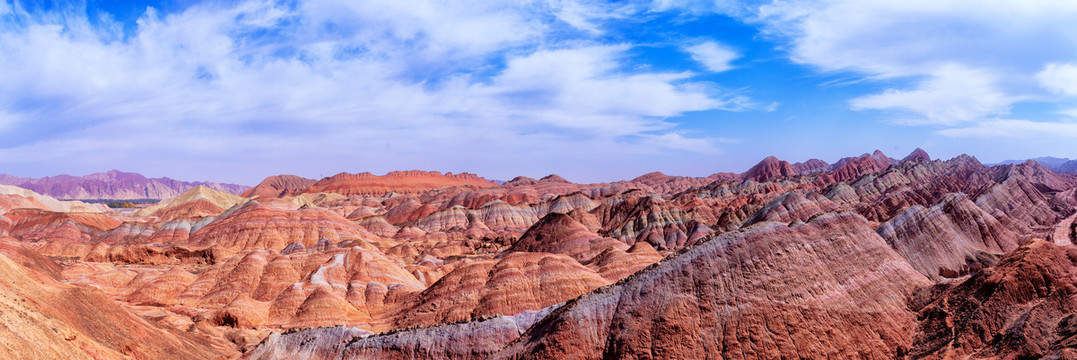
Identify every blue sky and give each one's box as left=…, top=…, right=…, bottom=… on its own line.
left=1, top=0, right=1076, bottom=185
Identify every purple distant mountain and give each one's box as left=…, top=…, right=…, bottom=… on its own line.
left=0, top=170, right=249, bottom=200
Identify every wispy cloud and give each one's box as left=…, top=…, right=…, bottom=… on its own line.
left=0, top=0, right=759, bottom=183
left=938, top=119, right=1077, bottom=139
left=743, top=0, right=1077, bottom=128
left=849, top=64, right=1013, bottom=125
left=683, top=40, right=739, bottom=72
left=1037, top=63, right=1077, bottom=96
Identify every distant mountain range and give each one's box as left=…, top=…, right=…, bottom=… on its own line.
left=0, top=170, right=249, bottom=200
left=994, top=156, right=1077, bottom=173
left=2, top=154, right=1074, bottom=201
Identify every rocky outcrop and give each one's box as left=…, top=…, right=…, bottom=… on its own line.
left=6, top=209, right=121, bottom=243
left=245, top=306, right=559, bottom=360
left=742, top=191, right=836, bottom=226
left=303, top=171, right=496, bottom=196
left=911, top=240, right=1077, bottom=358
left=877, top=193, right=1020, bottom=281
left=740, top=156, right=796, bottom=182
left=508, top=213, right=628, bottom=263
left=395, top=252, right=609, bottom=328
left=0, top=249, right=236, bottom=359
left=136, top=185, right=249, bottom=220
left=7, top=149, right=1077, bottom=360
left=189, top=201, right=376, bottom=252
left=243, top=175, right=317, bottom=198
left=902, top=148, right=931, bottom=163
left=791, top=158, right=830, bottom=174
left=595, top=194, right=711, bottom=250
left=493, top=213, right=930, bottom=359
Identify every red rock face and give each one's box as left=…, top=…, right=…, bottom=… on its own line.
left=242, top=175, right=317, bottom=198
left=0, top=243, right=235, bottom=359
left=395, top=251, right=611, bottom=328
left=902, top=147, right=931, bottom=163
left=507, top=212, right=628, bottom=263
left=189, top=201, right=377, bottom=251
left=740, top=155, right=796, bottom=182
left=244, top=152, right=1077, bottom=360
left=823, top=153, right=891, bottom=184
left=303, top=170, right=496, bottom=196
left=911, top=240, right=1077, bottom=358
left=3, top=151, right=1077, bottom=360
left=0, top=169, right=249, bottom=200
left=791, top=158, right=830, bottom=174
left=877, top=193, right=1021, bottom=280
left=493, top=213, right=931, bottom=359
left=6, top=209, right=121, bottom=243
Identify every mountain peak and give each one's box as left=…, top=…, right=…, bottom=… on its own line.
left=741, top=155, right=795, bottom=182
left=902, top=148, right=931, bottom=163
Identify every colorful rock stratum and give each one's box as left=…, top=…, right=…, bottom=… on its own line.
left=3, top=150, right=1077, bottom=359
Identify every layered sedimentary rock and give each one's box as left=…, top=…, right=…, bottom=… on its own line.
left=902, top=148, right=931, bottom=163
left=189, top=201, right=376, bottom=252
left=791, top=158, right=830, bottom=174
left=493, top=213, right=931, bottom=359
left=4, top=150, right=1076, bottom=360
left=823, top=151, right=893, bottom=184
left=303, top=171, right=496, bottom=196
left=877, top=193, right=1020, bottom=280
left=740, top=156, right=796, bottom=182
left=6, top=209, right=121, bottom=243
left=243, top=175, right=318, bottom=198
left=246, top=306, right=558, bottom=360
left=628, top=172, right=729, bottom=195
left=595, top=193, right=711, bottom=250
left=507, top=212, right=628, bottom=263
left=0, top=249, right=235, bottom=359
left=742, top=191, right=836, bottom=226
left=0, top=185, right=105, bottom=212
left=395, top=252, right=609, bottom=328
left=0, top=169, right=248, bottom=200
left=911, top=240, right=1077, bottom=358
left=136, top=185, right=248, bottom=220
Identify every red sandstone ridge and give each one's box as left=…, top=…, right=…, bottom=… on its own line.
left=740, top=155, right=796, bottom=182
left=821, top=151, right=893, bottom=183
left=242, top=175, right=317, bottom=198
left=791, top=158, right=830, bottom=174
left=902, top=147, right=931, bottom=163
left=188, top=201, right=376, bottom=252
left=507, top=212, right=628, bottom=263
left=2, top=148, right=1075, bottom=360
left=302, top=170, right=496, bottom=196
left=0, top=246, right=235, bottom=359
left=0, top=169, right=249, bottom=200
left=911, top=240, right=1077, bottom=358
left=492, top=213, right=931, bottom=359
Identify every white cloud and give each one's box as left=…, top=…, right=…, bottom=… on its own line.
left=473, top=45, right=721, bottom=135
left=683, top=41, right=739, bottom=73
left=938, top=119, right=1077, bottom=138
left=1037, top=62, right=1077, bottom=96
left=723, top=0, right=1077, bottom=128
left=849, top=64, right=1012, bottom=125
left=548, top=0, right=639, bottom=34
left=638, top=132, right=722, bottom=153
left=0, top=0, right=750, bottom=183
left=755, top=0, right=1077, bottom=78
